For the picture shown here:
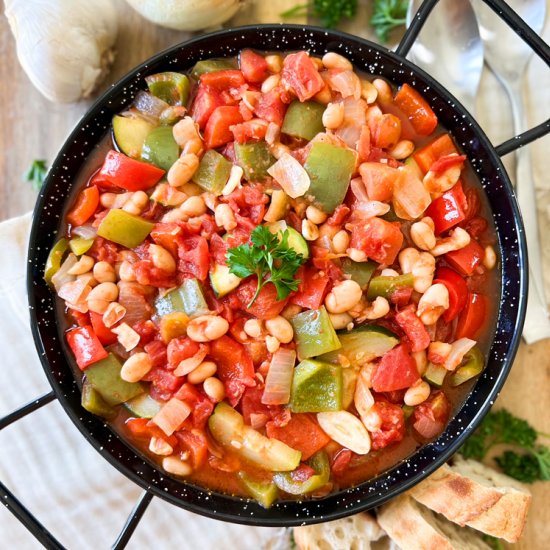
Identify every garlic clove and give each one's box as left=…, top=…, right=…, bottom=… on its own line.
left=5, top=0, right=118, bottom=103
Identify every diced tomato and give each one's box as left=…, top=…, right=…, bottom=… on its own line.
left=177, top=236, right=210, bottom=281
left=253, top=89, right=287, bottom=126
left=151, top=223, right=182, bottom=258
left=240, top=49, right=269, bottom=83
left=99, top=150, right=164, bottom=191
left=209, top=335, right=256, bottom=406
left=455, top=292, right=487, bottom=340
left=430, top=154, right=466, bottom=174
left=433, top=266, right=468, bottom=322
left=369, top=113, right=402, bottom=149
left=326, top=205, right=351, bottom=226
left=166, top=337, right=201, bottom=369
left=425, top=181, right=468, bottom=235
left=359, top=162, right=398, bottom=202
left=240, top=386, right=271, bottom=425
left=175, top=429, right=208, bottom=468
left=412, top=391, right=450, bottom=439
left=368, top=401, right=406, bottom=450
left=462, top=187, right=481, bottom=222
left=200, top=70, right=246, bottom=90
left=390, top=286, right=413, bottom=307
left=350, top=217, right=403, bottom=265
left=191, top=84, right=225, bottom=129
left=144, top=340, right=168, bottom=368
left=371, top=344, right=420, bottom=392
left=444, top=239, right=484, bottom=276
left=66, top=325, right=108, bottom=370
left=291, top=463, right=316, bottom=482
left=89, top=311, right=117, bottom=346
left=394, top=308, right=431, bottom=352
left=394, top=83, right=438, bottom=136
left=464, top=216, right=488, bottom=240
left=357, top=125, right=371, bottom=162
left=243, top=340, right=269, bottom=367
left=125, top=418, right=177, bottom=448
left=331, top=449, right=353, bottom=476
left=310, top=246, right=344, bottom=282
left=133, top=260, right=176, bottom=288
left=87, top=236, right=119, bottom=264
left=230, top=119, right=268, bottom=144
left=132, top=320, right=157, bottom=345
left=145, top=367, right=184, bottom=401
left=67, top=185, right=99, bottom=227
left=413, top=133, right=458, bottom=175
left=266, top=413, right=331, bottom=461
left=281, top=51, right=324, bottom=102
left=290, top=267, right=330, bottom=309
left=204, top=106, right=244, bottom=149
left=233, top=278, right=289, bottom=320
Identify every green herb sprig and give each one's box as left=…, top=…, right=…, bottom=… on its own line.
left=370, top=0, right=409, bottom=43
left=281, top=0, right=358, bottom=29
left=25, top=159, right=48, bottom=191
left=227, top=225, right=306, bottom=307
left=461, top=409, right=550, bottom=483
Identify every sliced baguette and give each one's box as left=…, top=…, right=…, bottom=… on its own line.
left=377, top=494, right=491, bottom=550
left=294, top=512, right=385, bottom=550
left=409, top=456, right=531, bottom=542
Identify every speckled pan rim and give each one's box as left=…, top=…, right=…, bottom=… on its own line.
left=27, top=24, right=527, bottom=526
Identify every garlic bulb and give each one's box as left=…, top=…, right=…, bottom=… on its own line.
left=125, top=0, right=243, bottom=31
left=5, top=0, right=118, bottom=103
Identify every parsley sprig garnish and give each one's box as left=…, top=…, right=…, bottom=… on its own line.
left=461, top=409, right=550, bottom=483
left=281, top=0, right=358, bottom=29
left=370, top=0, right=409, bottom=43
left=227, top=225, right=306, bottom=307
left=25, top=159, right=48, bottom=191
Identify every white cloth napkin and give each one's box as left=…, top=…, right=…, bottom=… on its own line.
left=0, top=212, right=289, bottom=549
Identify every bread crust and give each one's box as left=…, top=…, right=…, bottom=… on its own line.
left=409, top=460, right=531, bottom=543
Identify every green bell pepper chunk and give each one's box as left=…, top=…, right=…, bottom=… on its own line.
left=234, top=141, right=275, bottom=183
left=141, top=126, right=180, bottom=171
left=289, top=359, right=342, bottom=413
left=69, top=237, right=94, bottom=256
left=155, top=278, right=209, bottom=318
left=402, top=405, right=415, bottom=419
left=423, top=362, right=447, bottom=387
left=97, top=209, right=154, bottom=249
left=450, top=346, right=485, bottom=386
left=238, top=472, right=279, bottom=508
left=85, top=353, right=144, bottom=406
left=146, top=72, right=190, bottom=106
left=208, top=403, right=301, bottom=471
left=366, top=273, right=414, bottom=301
left=291, top=306, right=341, bottom=360
left=341, top=258, right=378, bottom=290
left=193, top=149, right=232, bottom=195
left=273, top=451, right=330, bottom=495
left=318, top=325, right=398, bottom=367
left=191, top=59, right=238, bottom=79
left=44, top=238, right=69, bottom=285
left=304, top=142, right=356, bottom=213
left=81, top=379, right=117, bottom=419
left=281, top=100, right=325, bottom=141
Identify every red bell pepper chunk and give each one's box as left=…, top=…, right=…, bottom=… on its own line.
left=66, top=325, right=108, bottom=370
left=89, top=311, right=117, bottom=346
left=253, top=89, right=287, bottom=126
left=350, top=217, right=404, bottom=265
left=200, top=69, right=246, bottom=90
left=430, top=154, right=467, bottom=174
left=455, top=292, right=487, bottom=340
left=203, top=106, right=244, bottom=149
left=266, top=413, right=331, bottom=461
left=358, top=162, right=398, bottom=202
left=445, top=238, right=485, bottom=276
left=394, top=83, right=438, bottom=136
left=281, top=51, right=324, bottom=102
left=425, top=181, right=468, bottom=235
left=191, top=84, right=225, bottom=129
left=413, top=133, right=459, bottom=175
left=175, top=429, right=208, bottom=468
left=99, top=150, right=165, bottom=192
left=394, top=308, right=431, bottom=352
left=371, top=344, right=420, bottom=393
left=240, top=49, right=269, bottom=83
left=433, top=266, right=469, bottom=322
left=290, top=267, right=330, bottom=310
left=67, top=185, right=99, bottom=227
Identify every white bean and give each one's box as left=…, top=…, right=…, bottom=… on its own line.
left=121, top=352, right=153, bottom=382
left=67, top=255, right=94, bottom=275
left=261, top=74, right=280, bottom=94
left=118, top=260, right=136, bottom=282
left=302, top=219, right=319, bottom=241
left=87, top=282, right=118, bottom=303
left=325, top=280, right=363, bottom=314
left=187, top=361, right=217, bottom=384
left=322, top=52, right=353, bottom=71
left=329, top=312, right=353, bottom=330
left=322, top=102, right=345, bottom=129
left=243, top=319, right=263, bottom=338
left=179, top=195, right=206, bottom=218
left=203, top=377, right=225, bottom=402
left=332, top=230, right=350, bottom=254
left=410, top=218, right=437, bottom=251
left=265, top=54, right=283, bottom=73
left=149, top=437, right=173, bottom=456
left=149, top=244, right=176, bottom=273
left=265, top=316, right=294, bottom=344
left=404, top=381, right=431, bottom=406
left=266, top=335, right=280, bottom=354
left=162, top=456, right=192, bottom=477
left=93, top=261, right=116, bottom=283
left=483, top=245, right=497, bottom=270
left=122, top=191, right=149, bottom=215
left=305, top=205, right=328, bottom=225
left=187, top=315, right=229, bottom=342
left=215, top=203, right=237, bottom=231
left=167, top=153, right=199, bottom=187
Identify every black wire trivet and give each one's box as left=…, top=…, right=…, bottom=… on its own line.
left=2, top=0, right=549, bottom=548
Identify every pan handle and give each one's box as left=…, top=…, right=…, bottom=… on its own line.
left=0, top=391, right=57, bottom=431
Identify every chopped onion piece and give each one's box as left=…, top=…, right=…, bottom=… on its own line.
left=350, top=176, right=370, bottom=202
left=71, top=224, right=97, bottom=239
left=354, top=368, right=375, bottom=423
left=174, top=345, right=208, bottom=376
left=152, top=398, right=191, bottom=437
left=133, top=91, right=169, bottom=120
left=58, top=279, right=91, bottom=304
left=393, top=166, right=432, bottom=220
left=444, top=338, right=476, bottom=371
left=267, top=153, right=310, bottom=199
left=326, top=70, right=362, bottom=99
left=51, top=253, right=78, bottom=293
left=261, top=348, right=296, bottom=405
left=353, top=200, right=391, bottom=219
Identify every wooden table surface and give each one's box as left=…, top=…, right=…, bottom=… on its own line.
left=1, top=1, right=548, bottom=548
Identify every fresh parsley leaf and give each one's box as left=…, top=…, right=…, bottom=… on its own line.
left=370, top=0, right=409, bottom=43
left=25, top=159, right=48, bottom=192
left=281, top=0, right=358, bottom=29
left=460, top=409, right=550, bottom=484
left=226, top=225, right=307, bottom=307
